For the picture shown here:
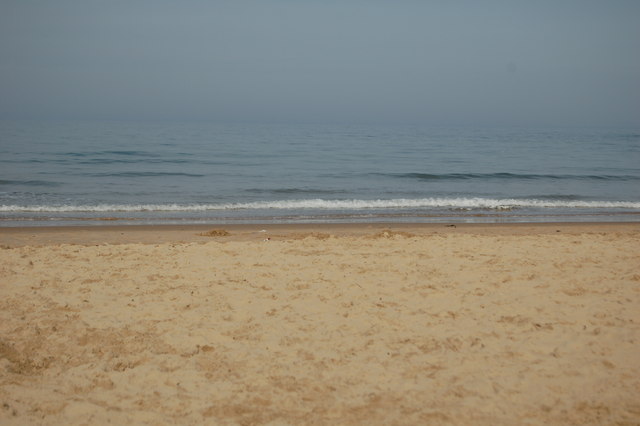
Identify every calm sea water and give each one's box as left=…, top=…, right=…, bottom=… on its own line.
left=1, top=120, right=639, bottom=226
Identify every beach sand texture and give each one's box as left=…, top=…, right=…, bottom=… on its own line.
left=1, top=224, right=639, bottom=425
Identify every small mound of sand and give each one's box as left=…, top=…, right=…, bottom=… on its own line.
left=286, top=232, right=332, bottom=240
left=370, top=229, right=415, bottom=239
left=302, top=232, right=331, bottom=240
left=199, top=229, right=231, bottom=237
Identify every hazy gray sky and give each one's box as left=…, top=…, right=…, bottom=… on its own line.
left=1, top=1, right=639, bottom=126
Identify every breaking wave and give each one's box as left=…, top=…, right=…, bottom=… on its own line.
left=2, top=198, right=640, bottom=213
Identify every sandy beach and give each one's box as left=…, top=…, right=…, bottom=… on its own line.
left=1, top=222, right=639, bottom=425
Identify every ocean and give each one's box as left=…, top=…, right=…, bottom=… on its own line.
left=1, top=120, right=639, bottom=226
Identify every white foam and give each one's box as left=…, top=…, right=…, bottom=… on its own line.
left=1, top=198, right=640, bottom=212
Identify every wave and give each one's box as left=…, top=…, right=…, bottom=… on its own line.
left=0, top=179, right=60, bottom=187
left=2, top=198, right=640, bottom=213
left=2, top=158, right=209, bottom=166
left=87, top=172, right=205, bottom=178
left=77, top=159, right=195, bottom=165
left=381, top=172, right=640, bottom=181
left=245, top=188, right=348, bottom=195
left=60, top=150, right=154, bottom=157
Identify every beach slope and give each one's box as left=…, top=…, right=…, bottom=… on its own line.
left=1, top=223, right=639, bottom=424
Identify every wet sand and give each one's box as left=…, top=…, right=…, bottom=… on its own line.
left=1, top=223, right=639, bottom=424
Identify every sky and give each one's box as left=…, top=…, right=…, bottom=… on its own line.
left=1, top=1, right=639, bottom=127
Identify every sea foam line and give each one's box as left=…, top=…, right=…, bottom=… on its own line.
left=1, top=198, right=640, bottom=212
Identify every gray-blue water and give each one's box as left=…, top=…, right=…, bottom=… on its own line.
left=1, top=120, right=639, bottom=226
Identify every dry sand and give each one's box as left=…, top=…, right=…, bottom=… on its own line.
left=1, top=223, right=639, bottom=425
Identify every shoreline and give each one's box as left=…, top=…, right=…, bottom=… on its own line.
left=2, top=221, right=639, bottom=247
left=2, top=207, right=639, bottom=230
